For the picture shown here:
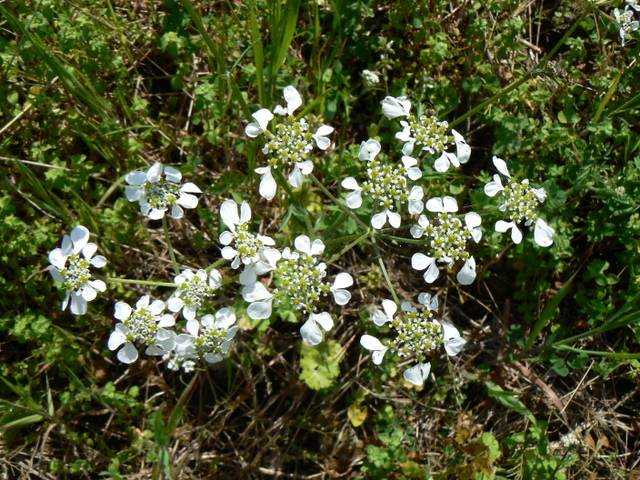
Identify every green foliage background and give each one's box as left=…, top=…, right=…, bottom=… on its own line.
left=1, top=0, right=640, bottom=478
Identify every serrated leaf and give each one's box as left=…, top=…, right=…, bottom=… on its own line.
left=299, top=341, right=342, bottom=390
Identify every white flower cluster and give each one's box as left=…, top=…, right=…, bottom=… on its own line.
left=245, top=86, right=334, bottom=200
left=125, top=162, right=201, bottom=219
left=484, top=156, right=555, bottom=247
left=614, top=1, right=640, bottom=46
left=361, top=294, right=466, bottom=386
left=411, top=196, right=482, bottom=285
left=381, top=96, right=470, bottom=172
left=242, top=235, right=353, bottom=345
left=342, top=139, right=424, bottom=229
left=48, top=225, right=107, bottom=315
left=108, top=266, right=235, bottom=366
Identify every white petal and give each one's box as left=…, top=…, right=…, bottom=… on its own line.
left=403, top=362, right=431, bottom=386
left=452, top=129, right=470, bottom=164
left=426, top=197, right=444, bottom=212
left=108, top=326, right=127, bottom=350
left=411, top=252, right=432, bottom=271
left=492, top=156, right=511, bottom=178
left=49, top=267, right=64, bottom=283
left=332, top=272, right=354, bottom=290
left=117, top=342, right=139, bottom=364
left=170, top=204, right=184, bottom=219
left=465, top=212, right=482, bottom=229
left=445, top=336, right=467, bottom=357
left=358, top=139, right=381, bottom=161
left=424, top=262, right=440, bottom=283
left=457, top=257, right=477, bottom=285
left=300, top=318, right=323, bottom=345
left=124, top=186, right=141, bottom=203
left=341, top=176, right=360, bottom=191
left=495, top=220, right=515, bottom=233
left=177, top=193, right=199, bottom=209
left=48, top=248, right=68, bottom=270
left=90, top=255, right=107, bottom=268
left=381, top=96, right=411, bottom=118
left=214, top=308, right=236, bottom=330
left=81, top=285, right=97, bottom=301
left=387, top=210, right=401, bottom=228
left=147, top=163, right=164, bottom=183
left=434, top=152, right=454, bottom=172
left=282, top=85, right=302, bottom=114
left=288, top=164, right=303, bottom=188
left=247, top=299, right=273, bottom=319
left=511, top=225, right=523, bottom=244
left=258, top=167, right=277, bottom=200
left=163, top=166, right=182, bottom=183
left=239, top=201, right=252, bottom=223
left=484, top=175, right=504, bottom=197
left=371, top=211, right=388, bottom=229
left=245, top=108, right=273, bottom=137
left=70, top=226, right=90, bottom=253
left=360, top=334, right=384, bottom=351
left=125, top=170, right=147, bottom=186
left=294, top=235, right=312, bottom=255
left=382, top=299, right=398, bottom=318
left=89, top=279, right=106, bottom=293
left=309, top=238, right=325, bottom=256
left=345, top=190, right=363, bottom=209
left=534, top=218, right=555, bottom=247
left=181, top=182, right=201, bottom=193
left=332, top=289, right=352, bottom=306
left=312, top=312, right=334, bottom=331
left=167, top=296, right=184, bottom=313
left=297, top=160, right=314, bottom=175
left=442, top=196, right=459, bottom=212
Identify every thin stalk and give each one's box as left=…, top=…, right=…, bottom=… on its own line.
left=370, top=235, right=401, bottom=306
left=309, top=173, right=369, bottom=230
left=326, top=230, right=371, bottom=266
left=101, top=276, right=177, bottom=288
left=163, top=216, right=180, bottom=275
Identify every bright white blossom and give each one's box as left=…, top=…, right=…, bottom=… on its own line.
left=174, top=308, right=238, bottom=364
left=361, top=294, right=466, bottom=386
left=48, top=225, right=107, bottom=315
left=361, top=69, right=381, bottom=88
left=244, top=86, right=334, bottom=200
left=167, top=269, right=222, bottom=320
left=411, top=196, right=482, bottom=285
left=381, top=96, right=470, bottom=171
left=342, top=139, right=423, bottom=229
left=219, top=200, right=281, bottom=285
left=484, top=156, right=554, bottom=247
left=242, top=235, right=353, bottom=345
left=125, top=162, right=201, bottom=219
left=108, top=295, right=176, bottom=364
left=614, top=5, right=639, bottom=46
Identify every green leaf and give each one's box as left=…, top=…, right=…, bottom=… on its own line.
left=299, top=340, right=342, bottom=390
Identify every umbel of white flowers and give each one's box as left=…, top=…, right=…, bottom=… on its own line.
left=219, top=199, right=281, bottom=285
left=381, top=96, right=470, bottom=172
left=342, top=139, right=424, bottom=229
left=242, top=235, right=353, bottom=345
left=245, top=85, right=334, bottom=200
left=125, top=162, right=201, bottom=219
left=360, top=293, right=466, bottom=387
left=411, top=196, right=482, bottom=285
left=484, top=156, right=555, bottom=247
left=48, top=225, right=107, bottom=315
left=614, top=1, right=640, bottom=46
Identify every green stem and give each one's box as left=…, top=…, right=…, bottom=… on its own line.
left=370, top=234, right=401, bottom=306
left=100, top=276, right=177, bottom=288
left=309, top=173, right=369, bottom=230
left=326, top=230, right=371, bottom=266
left=163, top=216, right=180, bottom=275
left=450, top=6, right=591, bottom=129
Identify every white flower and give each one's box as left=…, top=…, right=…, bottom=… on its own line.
left=383, top=96, right=470, bottom=169
left=411, top=197, right=481, bottom=285
left=485, top=156, right=554, bottom=247
left=219, top=200, right=281, bottom=285
left=342, top=140, right=423, bottom=229
left=48, top=225, right=107, bottom=315
left=167, top=269, right=222, bottom=320
left=108, top=295, right=176, bottom=364
left=242, top=235, right=353, bottom=344
left=125, top=163, right=201, bottom=219
left=175, top=308, right=238, bottom=364
left=360, top=334, right=389, bottom=364
left=245, top=86, right=333, bottom=200
left=614, top=6, right=639, bottom=46
left=362, top=69, right=381, bottom=88
left=361, top=293, right=466, bottom=387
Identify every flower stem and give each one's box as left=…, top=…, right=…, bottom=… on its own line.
left=163, top=216, right=180, bottom=275
left=100, top=276, right=178, bottom=288
left=370, top=234, right=401, bottom=306
left=309, top=173, right=369, bottom=230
